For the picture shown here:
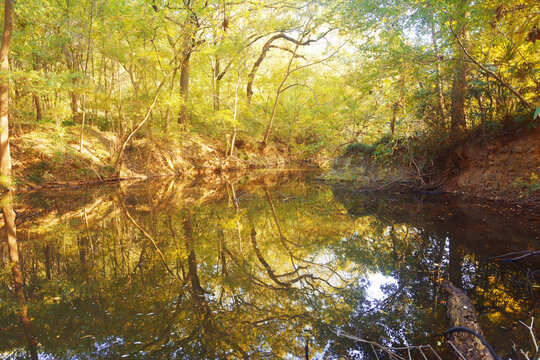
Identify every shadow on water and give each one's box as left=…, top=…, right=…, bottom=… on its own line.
left=0, top=171, right=538, bottom=359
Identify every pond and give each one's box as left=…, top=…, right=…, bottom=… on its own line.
left=1, top=171, right=539, bottom=359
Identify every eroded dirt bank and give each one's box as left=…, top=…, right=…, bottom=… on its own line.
left=325, top=126, right=539, bottom=204
left=434, top=126, right=540, bottom=203
left=9, top=124, right=297, bottom=190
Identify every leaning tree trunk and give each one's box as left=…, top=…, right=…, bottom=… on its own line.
left=246, top=35, right=282, bottom=105
left=0, top=0, right=14, bottom=189
left=246, top=33, right=319, bottom=106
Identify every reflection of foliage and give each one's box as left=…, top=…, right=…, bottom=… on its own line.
left=0, top=178, right=538, bottom=359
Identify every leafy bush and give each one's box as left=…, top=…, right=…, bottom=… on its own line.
left=513, top=172, right=540, bottom=195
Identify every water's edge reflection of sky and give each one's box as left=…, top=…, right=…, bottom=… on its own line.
left=1, top=172, right=538, bottom=359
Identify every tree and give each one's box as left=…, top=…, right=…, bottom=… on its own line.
left=0, top=0, right=14, bottom=189
left=450, top=0, right=470, bottom=135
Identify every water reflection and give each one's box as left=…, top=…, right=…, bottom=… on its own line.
left=0, top=172, right=538, bottom=359
left=1, top=194, right=38, bottom=360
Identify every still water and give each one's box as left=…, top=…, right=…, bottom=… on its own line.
left=1, top=171, right=538, bottom=359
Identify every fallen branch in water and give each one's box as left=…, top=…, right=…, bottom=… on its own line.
left=440, top=280, right=496, bottom=360
left=518, top=317, right=538, bottom=359
left=443, top=327, right=501, bottom=360
left=331, top=328, right=443, bottom=360
left=485, top=250, right=540, bottom=262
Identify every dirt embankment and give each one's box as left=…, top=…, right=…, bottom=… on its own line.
left=435, top=126, right=540, bottom=203
left=321, top=149, right=414, bottom=185
left=9, top=124, right=295, bottom=190
left=325, top=126, right=539, bottom=204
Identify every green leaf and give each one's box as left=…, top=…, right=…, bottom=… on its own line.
left=534, top=105, right=540, bottom=121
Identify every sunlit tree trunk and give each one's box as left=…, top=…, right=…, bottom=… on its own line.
left=63, top=47, right=81, bottom=122
left=0, top=0, right=14, bottom=189
left=44, top=244, right=52, bottom=280
left=178, top=15, right=197, bottom=125
left=178, top=53, right=191, bottom=125
left=33, top=94, right=42, bottom=121
left=390, top=76, right=405, bottom=135
left=262, top=43, right=301, bottom=145
left=212, top=56, right=220, bottom=111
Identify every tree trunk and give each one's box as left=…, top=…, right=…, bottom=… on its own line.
left=247, top=35, right=282, bottom=105
left=164, top=66, right=178, bottom=132
left=178, top=14, right=197, bottom=125
left=0, top=0, right=14, bottom=189
left=44, top=244, right=51, bottom=280
left=390, top=77, right=405, bottom=135
left=64, top=49, right=80, bottom=123
left=390, top=101, right=399, bottom=135
left=262, top=44, right=300, bottom=145
left=212, top=56, right=220, bottom=111
left=229, top=68, right=243, bottom=157
left=32, top=57, right=42, bottom=121
left=441, top=280, right=496, bottom=360
left=247, top=33, right=318, bottom=106
left=79, top=93, right=86, bottom=151
left=71, top=90, right=80, bottom=121
left=450, top=1, right=470, bottom=135
left=431, top=19, right=447, bottom=125
left=33, top=94, right=42, bottom=121
left=178, top=53, right=191, bottom=124
left=3, top=195, right=39, bottom=360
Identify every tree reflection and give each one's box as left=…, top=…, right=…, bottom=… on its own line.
left=0, top=177, right=537, bottom=359
left=2, top=194, right=38, bottom=359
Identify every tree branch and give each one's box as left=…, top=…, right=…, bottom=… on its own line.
left=449, top=21, right=534, bottom=111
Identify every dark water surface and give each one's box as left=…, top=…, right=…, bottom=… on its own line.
left=1, top=171, right=539, bottom=359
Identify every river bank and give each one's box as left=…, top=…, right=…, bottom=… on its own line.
left=8, top=122, right=539, bottom=206
left=322, top=126, right=540, bottom=206
left=8, top=123, right=298, bottom=191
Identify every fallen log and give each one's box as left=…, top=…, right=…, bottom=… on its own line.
left=440, top=280, right=498, bottom=360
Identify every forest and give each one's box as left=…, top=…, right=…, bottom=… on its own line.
left=0, top=0, right=537, bottom=189
left=0, top=1, right=539, bottom=360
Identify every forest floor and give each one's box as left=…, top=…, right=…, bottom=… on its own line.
left=9, top=123, right=299, bottom=191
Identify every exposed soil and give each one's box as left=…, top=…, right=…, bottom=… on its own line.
left=434, top=126, right=540, bottom=204
left=324, top=126, right=540, bottom=205
left=320, top=148, right=415, bottom=185
left=9, top=124, right=296, bottom=191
